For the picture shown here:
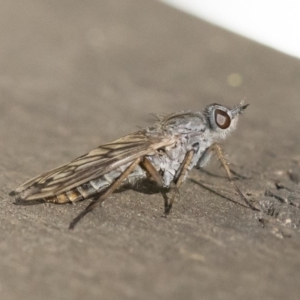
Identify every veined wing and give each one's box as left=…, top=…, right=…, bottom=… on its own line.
left=11, top=130, right=176, bottom=200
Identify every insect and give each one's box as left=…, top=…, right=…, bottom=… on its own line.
left=10, top=101, right=253, bottom=229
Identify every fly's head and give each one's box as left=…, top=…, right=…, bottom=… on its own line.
left=204, top=100, right=248, bottom=141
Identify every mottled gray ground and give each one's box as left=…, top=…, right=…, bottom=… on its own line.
left=1, top=1, right=300, bottom=300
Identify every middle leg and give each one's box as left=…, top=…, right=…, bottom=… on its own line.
left=164, top=150, right=195, bottom=215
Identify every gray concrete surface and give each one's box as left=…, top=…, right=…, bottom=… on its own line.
left=1, top=1, right=300, bottom=300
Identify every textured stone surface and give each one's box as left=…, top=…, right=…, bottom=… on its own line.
left=1, top=1, right=300, bottom=300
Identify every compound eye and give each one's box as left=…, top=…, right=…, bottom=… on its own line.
left=215, top=109, right=231, bottom=129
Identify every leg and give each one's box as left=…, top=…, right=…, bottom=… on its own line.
left=165, top=150, right=194, bottom=215
left=69, top=157, right=142, bottom=229
left=139, top=157, right=171, bottom=213
left=140, top=157, right=186, bottom=215
left=140, top=157, right=164, bottom=187
left=209, top=144, right=258, bottom=210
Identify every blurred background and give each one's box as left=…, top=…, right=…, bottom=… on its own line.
left=162, top=0, right=300, bottom=59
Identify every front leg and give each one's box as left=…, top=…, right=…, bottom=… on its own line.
left=199, top=143, right=258, bottom=211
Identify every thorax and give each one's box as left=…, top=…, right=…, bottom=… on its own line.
left=146, top=116, right=213, bottom=186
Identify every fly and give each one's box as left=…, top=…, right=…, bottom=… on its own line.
left=10, top=101, right=255, bottom=229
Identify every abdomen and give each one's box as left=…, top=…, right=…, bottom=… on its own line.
left=46, top=164, right=147, bottom=203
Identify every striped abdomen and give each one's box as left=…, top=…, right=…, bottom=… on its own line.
left=46, top=176, right=111, bottom=203
left=46, top=165, right=146, bottom=204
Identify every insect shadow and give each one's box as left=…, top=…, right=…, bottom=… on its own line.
left=117, top=179, right=170, bottom=195
left=13, top=199, right=45, bottom=206
left=189, top=177, right=249, bottom=209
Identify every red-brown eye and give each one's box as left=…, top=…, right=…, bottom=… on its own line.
left=215, top=109, right=231, bottom=129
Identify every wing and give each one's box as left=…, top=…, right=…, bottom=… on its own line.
left=10, top=130, right=176, bottom=201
